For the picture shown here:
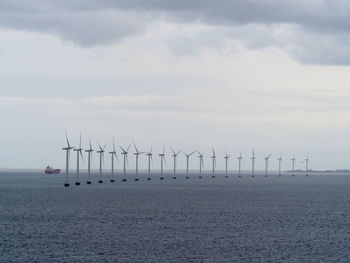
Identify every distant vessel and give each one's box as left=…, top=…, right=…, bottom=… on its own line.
left=45, top=166, right=61, bottom=174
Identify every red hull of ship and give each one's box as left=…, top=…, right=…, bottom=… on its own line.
left=45, top=169, right=61, bottom=174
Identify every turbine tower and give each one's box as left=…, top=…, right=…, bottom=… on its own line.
left=171, top=147, right=181, bottom=177
left=224, top=152, right=231, bottom=175
left=62, top=132, right=74, bottom=187
left=184, top=151, right=196, bottom=174
left=97, top=143, right=106, bottom=183
left=146, top=146, right=153, bottom=178
left=291, top=155, right=296, bottom=176
left=237, top=152, right=243, bottom=177
left=210, top=148, right=216, bottom=176
left=305, top=154, right=309, bottom=176
left=85, top=138, right=93, bottom=184
left=197, top=151, right=204, bottom=176
left=133, top=142, right=144, bottom=175
left=278, top=155, right=282, bottom=177
left=120, top=145, right=131, bottom=176
left=264, top=154, right=271, bottom=177
left=159, top=145, right=166, bottom=178
left=251, top=149, right=256, bottom=177
left=73, top=133, right=84, bottom=186
left=109, top=139, right=118, bottom=182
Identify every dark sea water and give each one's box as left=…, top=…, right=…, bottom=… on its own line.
left=1, top=170, right=350, bottom=262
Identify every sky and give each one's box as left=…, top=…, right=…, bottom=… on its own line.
left=1, top=0, right=350, bottom=171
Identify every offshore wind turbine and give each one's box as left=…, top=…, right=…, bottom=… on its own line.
left=237, top=152, right=243, bottom=177
left=264, top=154, right=271, bottom=177
left=62, top=132, right=74, bottom=187
left=97, top=143, right=106, bottom=183
left=146, top=146, right=153, bottom=179
left=210, top=148, right=216, bottom=177
left=291, top=155, right=296, bottom=176
left=133, top=142, right=144, bottom=176
left=120, top=145, right=131, bottom=177
left=159, top=145, right=166, bottom=178
left=251, top=149, right=256, bottom=177
left=278, top=155, right=282, bottom=177
left=73, top=133, right=84, bottom=186
left=85, top=138, right=93, bottom=184
left=305, top=154, right=309, bottom=176
left=224, top=152, right=231, bottom=175
left=197, top=151, right=204, bottom=177
left=171, top=147, right=181, bottom=178
left=184, top=151, right=196, bottom=175
left=109, top=139, right=118, bottom=182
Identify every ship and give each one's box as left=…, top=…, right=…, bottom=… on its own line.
left=45, top=165, right=61, bottom=174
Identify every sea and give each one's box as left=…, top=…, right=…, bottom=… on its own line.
left=1, top=170, right=350, bottom=262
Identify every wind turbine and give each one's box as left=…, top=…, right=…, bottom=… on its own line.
left=210, top=148, right=216, bottom=177
left=184, top=151, right=196, bottom=175
left=159, top=145, right=166, bottom=178
left=278, top=155, right=282, bottom=177
left=291, top=155, right=296, bottom=176
left=264, top=154, right=271, bottom=177
left=133, top=142, right=144, bottom=176
left=251, top=149, right=256, bottom=177
left=97, top=143, right=106, bottom=183
left=85, top=138, right=93, bottom=184
left=109, top=139, right=118, bottom=182
left=120, top=145, right=131, bottom=177
left=146, top=146, right=153, bottom=179
left=237, top=152, right=243, bottom=177
left=224, top=152, right=231, bottom=175
left=305, top=154, right=309, bottom=176
left=62, top=132, right=74, bottom=187
left=73, top=133, right=84, bottom=185
left=197, top=150, right=204, bottom=176
left=171, top=147, right=182, bottom=178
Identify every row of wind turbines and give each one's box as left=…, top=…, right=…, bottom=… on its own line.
left=62, top=133, right=310, bottom=187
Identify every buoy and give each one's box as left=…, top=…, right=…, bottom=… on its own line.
left=64, top=183, right=70, bottom=187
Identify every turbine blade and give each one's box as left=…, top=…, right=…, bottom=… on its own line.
left=163, top=145, right=165, bottom=154
left=170, top=146, right=175, bottom=155
left=65, top=131, right=70, bottom=148
left=133, top=142, right=139, bottom=153
left=120, top=146, right=126, bottom=153
left=80, top=151, right=85, bottom=165
left=79, top=132, right=82, bottom=148
left=163, top=156, right=167, bottom=167
left=126, top=144, right=131, bottom=152
left=189, top=151, right=195, bottom=156
left=103, top=143, right=107, bottom=150
left=114, top=152, right=119, bottom=161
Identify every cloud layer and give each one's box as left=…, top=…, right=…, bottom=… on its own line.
left=1, top=0, right=350, bottom=63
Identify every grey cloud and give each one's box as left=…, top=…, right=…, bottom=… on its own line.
left=1, top=0, right=350, bottom=63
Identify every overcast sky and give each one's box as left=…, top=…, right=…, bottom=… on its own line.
left=1, top=0, right=350, bottom=171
